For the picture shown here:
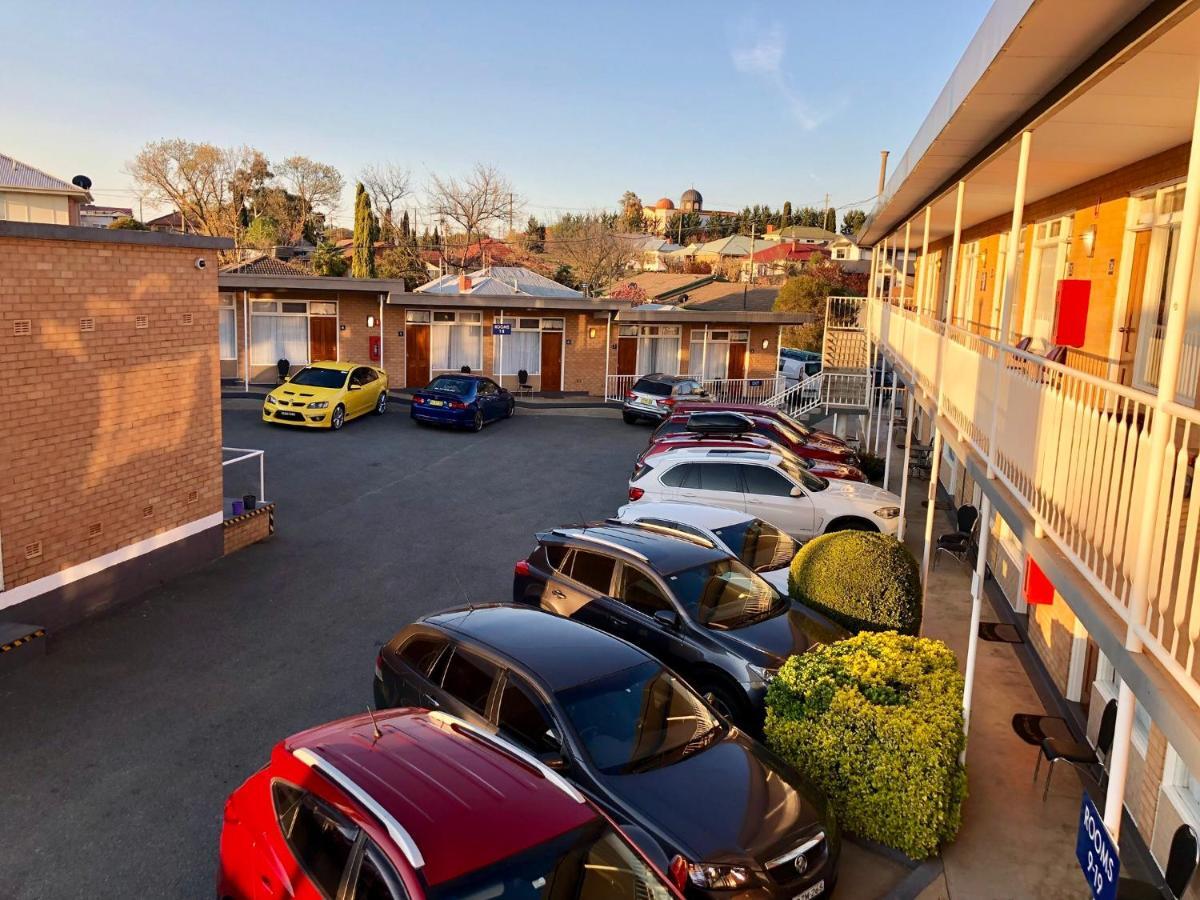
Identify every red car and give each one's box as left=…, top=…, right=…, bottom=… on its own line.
left=674, top=402, right=847, bottom=448
left=218, top=708, right=682, bottom=900
left=652, top=411, right=860, bottom=466
left=638, top=431, right=866, bottom=482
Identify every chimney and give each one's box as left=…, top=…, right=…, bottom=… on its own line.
left=458, top=274, right=472, bottom=292
left=877, top=150, right=890, bottom=197
left=765, top=223, right=776, bottom=234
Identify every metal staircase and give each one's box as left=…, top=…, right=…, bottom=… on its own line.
left=765, top=296, right=871, bottom=418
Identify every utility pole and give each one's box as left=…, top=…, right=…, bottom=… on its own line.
left=824, top=193, right=831, bottom=232
left=508, top=192, right=513, bottom=234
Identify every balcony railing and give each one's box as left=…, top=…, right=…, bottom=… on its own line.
left=867, top=297, right=1200, bottom=706
left=1137, top=324, right=1200, bottom=405
left=605, top=375, right=786, bottom=404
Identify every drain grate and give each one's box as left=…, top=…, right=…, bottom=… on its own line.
left=978, top=622, right=1023, bottom=643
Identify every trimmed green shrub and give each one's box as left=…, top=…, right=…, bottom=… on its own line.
left=789, top=530, right=922, bottom=635
left=765, top=632, right=966, bottom=859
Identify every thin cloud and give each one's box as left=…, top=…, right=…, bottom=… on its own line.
left=730, top=22, right=824, bottom=131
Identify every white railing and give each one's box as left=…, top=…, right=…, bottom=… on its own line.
left=222, top=447, right=267, bottom=508
left=605, top=374, right=786, bottom=404
left=764, top=371, right=871, bottom=416
left=868, top=298, right=1200, bottom=705
left=1138, top=325, right=1200, bottom=405
left=766, top=371, right=824, bottom=415
left=824, top=296, right=870, bottom=369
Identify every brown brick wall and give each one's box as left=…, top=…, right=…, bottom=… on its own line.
left=222, top=504, right=274, bottom=555
left=0, top=235, right=223, bottom=590
left=1131, top=724, right=1169, bottom=831
left=1027, top=594, right=1078, bottom=697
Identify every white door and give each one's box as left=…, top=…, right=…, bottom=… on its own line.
left=741, top=464, right=817, bottom=539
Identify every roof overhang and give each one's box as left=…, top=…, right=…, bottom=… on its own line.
left=616, top=308, right=811, bottom=325
left=218, top=274, right=409, bottom=293
left=391, top=291, right=628, bottom=312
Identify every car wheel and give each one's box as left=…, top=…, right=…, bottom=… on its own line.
left=622, top=412, right=638, bottom=425
left=330, top=404, right=345, bottom=431
left=471, top=411, right=484, bottom=432
left=697, top=681, right=749, bottom=729
left=505, top=399, right=515, bottom=418
left=373, top=391, right=388, bottom=415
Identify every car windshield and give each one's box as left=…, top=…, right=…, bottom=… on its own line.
left=632, top=378, right=673, bottom=397
left=427, top=820, right=674, bottom=899
left=764, top=417, right=809, bottom=444
left=772, top=410, right=813, bottom=438
left=713, top=519, right=798, bottom=572
left=288, top=367, right=348, bottom=389
left=427, top=376, right=475, bottom=395
left=781, top=456, right=828, bottom=492
left=557, top=662, right=722, bottom=775
left=667, top=557, right=788, bottom=630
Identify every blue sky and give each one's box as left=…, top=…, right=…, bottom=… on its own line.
left=4, top=0, right=992, bottom=229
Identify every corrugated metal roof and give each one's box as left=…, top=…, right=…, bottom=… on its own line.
left=219, top=254, right=315, bottom=277
left=0, top=153, right=90, bottom=195
left=416, top=265, right=583, bottom=298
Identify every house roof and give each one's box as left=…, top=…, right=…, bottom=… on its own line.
left=416, top=265, right=583, bottom=298
left=0, top=153, right=91, bottom=198
left=606, top=272, right=713, bottom=300
left=219, top=254, right=314, bottom=277
left=776, top=226, right=838, bottom=242
left=694, top=235, right=774, bottom=257
left=80, top=205, right=133, bottom=216
left=677, top=282, right=782, bottom=313
left=748, top=242, right=826, bottom=263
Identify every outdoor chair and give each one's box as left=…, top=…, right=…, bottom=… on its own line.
left=276, top=358, right=290, bottom=384
left=516, top=369, right=533, bottom=395
left=934, top=504, right=979, bottom=568
left=1117, top=824, right=1198, bottom=899
left=1032, top=699, right=1117, bottom=801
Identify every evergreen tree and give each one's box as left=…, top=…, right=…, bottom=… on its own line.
left=401, top=210, right=411, bottom=240
left=822, top=207, right=837, bottom=233
left=840, top=209, right=867, bottom=236
left=432, top=226, right=441, bottom=249
left=352, top=182, right=377, bottom=278
left=782, top=201, right=793, bottom=228
left=525, top=216, right=546, bottom=253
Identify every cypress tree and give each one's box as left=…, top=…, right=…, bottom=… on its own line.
left=352, top=182, right=377, bottom=278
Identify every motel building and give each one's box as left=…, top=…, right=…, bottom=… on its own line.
left=216, top=259, right=806, bottom=403
left=856, top=0, right=1200, bottom=886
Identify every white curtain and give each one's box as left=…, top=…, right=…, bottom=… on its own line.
left=219, top=307, right=236, bottom=359
left=432, top=323, right=482, bottom=370
left=689, top=340, right=728, bottom=379
left=637, top=337, right=679, bottom=374
left=251, top=315, right=308, bottom=366
left=497, top=331, right=541, bottom=375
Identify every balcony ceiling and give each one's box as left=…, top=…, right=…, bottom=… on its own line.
left=864, top=0, right=1200, bottom=245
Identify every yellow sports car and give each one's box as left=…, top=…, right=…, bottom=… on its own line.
left=262, top=361, right=389, bottom=430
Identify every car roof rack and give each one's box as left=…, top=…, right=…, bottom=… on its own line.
left=292, top=747, right=427, bottom=869
left=683, top=411, right=754, bottom=435
left=610, top=518, right=715, bottom=549
left=427, top=711, right=585, bottom=803
left=549, top=528, right=650, bottom=562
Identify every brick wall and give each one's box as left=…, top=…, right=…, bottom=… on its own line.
left=0, top=232, right=223, bottom=592
left=1027, top=593, right=1078, bottom=697
left=222, top=504, right=274, bottom=556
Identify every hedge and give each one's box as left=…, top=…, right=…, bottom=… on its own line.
left=765, top=632, right=966, bottom=859
left=788, top=530, right=922, bottom=635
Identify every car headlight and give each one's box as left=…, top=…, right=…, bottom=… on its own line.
left=264, top=395, right=277, bottom=405
left=747, top=664, right=778, bottom=685
left=685, top=862, right=750, bottom=889
left=874, top=506, right=901, bottom=519
left=307, top=401, right=329, bottom=409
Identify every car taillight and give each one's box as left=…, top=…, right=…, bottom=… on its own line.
left=625, top=390, right=636, bottom=400
left=669, top=855, right=689, bottom=892
left=514, top=559, right=531, bottom=577
left=659, top=396, right=676, bottom=408
left=628, top=486, right=645, bottom=501
left=413, top=397, right=423, bottom=405
left=448, top=400, right=467, bottom=410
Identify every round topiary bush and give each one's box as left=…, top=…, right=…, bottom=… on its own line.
left=788, top=530, right=922, bottom=635
left=765, top=631, right=966, bottom=859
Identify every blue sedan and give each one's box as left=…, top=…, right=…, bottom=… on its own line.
left=410, top=374, right=515, bottom=431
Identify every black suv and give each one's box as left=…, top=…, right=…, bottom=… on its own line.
left=622, top=374, right=709, bottom=424
left=513, top=523, right=846, bottom=729
left=373, top=604, right=839, bottom=899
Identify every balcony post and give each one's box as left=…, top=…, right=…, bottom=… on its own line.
left=918, top=207, right=931, bottom=315
left=961, top=493, right=993, bottom=760
left=986, top=130, right=1032, bottom=478
left=899, top=221, right=912, bottom=310
left=920, top=426, right=944, bottom=593
left=897, top=390, right=915, bottom=539
left=943, top=182, right=966, bottom=326
left=1103, top=72, right=1200, bottom=840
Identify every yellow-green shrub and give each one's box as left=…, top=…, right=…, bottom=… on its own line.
left=765, top=632, right=966, bottom=859
left=788, top=531, right=922, bottom=634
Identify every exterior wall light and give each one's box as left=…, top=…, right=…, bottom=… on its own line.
left=1081, top=225, right=1097, bottom=258
left=762, top=338, right=770, bottom=350
left=588, top=327, right=597, bottom=339
left=367, top=315, right=376, bottom=328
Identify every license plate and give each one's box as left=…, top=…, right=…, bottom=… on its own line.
left=276, top=411, right=302, bottom=420
left=793, top=880, right=824, bottom=900
left=428, top=400, right=444, bottom=407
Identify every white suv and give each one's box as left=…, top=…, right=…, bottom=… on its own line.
left=628, top=448, right=901, bottom=539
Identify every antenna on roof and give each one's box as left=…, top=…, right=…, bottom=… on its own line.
left=366, top=705, right=383, bottom=741
left=450, top=568, right=474, bottom=610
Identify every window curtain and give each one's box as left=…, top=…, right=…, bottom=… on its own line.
left=689, top=339, right=728, bottom=379
left=432, top=323, right=483, bottom=370
left=637, top=337, right=679, bottom=374
left=497, top=331, right=541, bottom=375
left=219, top=307, right=237, bottom=359
left=251, top=315, right=308, bottom=366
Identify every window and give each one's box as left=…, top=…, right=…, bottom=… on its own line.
left=440, top=648, right=498, bottom=715
left=1022, top=215, right=1072, bottom=349
left=688, top=329, right=749, bottom=380
left=635, top=325, right=680, bottom=375
left=354, top=841, right=409, bottom=899
left=431, top=311, right=482, bottom=371
left=614, top=564, right=672, bottom=616
left=742, top=465, right=794, bottom=497
left=399, top=635, right=448, bottom=676
left=568, top=551, right=615, bottom=593
left=309, top=302, right=337, bottom=316
left=272, top=781, right=359, bottom=899
left=496, top=317, right=541, bottom=376
left=406, top=309, right=430, bottom=323
left=251, top=306, right=309, bottom=366
left=496, top=676, right=560, bottom=754
left=1165, top=746, right=1200, bottom=828
left=541, top=318, right=564, bottom=331
left=696, top=463, right=743, bottom=494
left=351, top=367, right=377, bottom=387
left=668, top=558, right=785, bottom=629
left=660, top=463, right=697, bottom=488
left=219, top=293, right=237, bottom=360
left=544, top=544, right=569, bottom=571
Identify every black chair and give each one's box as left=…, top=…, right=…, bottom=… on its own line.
left=1034, top=699, right=1118, bottom=801
left=1118, top=824, right=1198, bottom=899
left=276, top=358, right=290, bottom=384
left=516, top=368, right=533, bottom=395
left=460, top=365, right=471, bottom=373
left=935, top=505, right=979, bottom=568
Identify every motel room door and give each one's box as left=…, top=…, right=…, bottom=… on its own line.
left=406, top=324, right=430, bottom=387
left=617, top=336, right=637, bottom=375
left=310, top=316, right=338, bottom=362
left=727, top=339, right=748, bottom=381
left=541, top=331, right=563, bottom=392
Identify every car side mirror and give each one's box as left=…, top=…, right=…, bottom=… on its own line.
left=790, top=485, right=804, bottom=497
left=537, top=749, right=567, bottom=770
left=653, top=609, right=680, bottom=630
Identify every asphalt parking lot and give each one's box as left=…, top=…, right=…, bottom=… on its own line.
left=0, top=402, right=649, bottom=898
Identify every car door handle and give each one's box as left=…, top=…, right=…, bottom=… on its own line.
left=551, top=589, right=567, bottom=599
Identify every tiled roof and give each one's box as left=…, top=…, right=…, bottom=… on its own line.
left=749, top=242, right=825, bottom=262
left=777, top=226, right=838, bottom=241
left=0, top=152, right=90, bottom=196
left=607, top=272, right=712, bottom=300
left=219, top=254, right=315, bottom=277
left=677, top=282, right=781, bottom=312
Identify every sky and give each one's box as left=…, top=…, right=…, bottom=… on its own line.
left=3, top=0, right=993, bottom=230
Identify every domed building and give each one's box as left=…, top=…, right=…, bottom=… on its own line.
left=654, top=197, right=675, bottom=210
left=680, top=188, right=703, bottom=213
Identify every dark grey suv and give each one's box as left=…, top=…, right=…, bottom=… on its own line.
left=622, top=374, right=709, bottom=424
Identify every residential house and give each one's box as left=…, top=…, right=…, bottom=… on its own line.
left=622, top=234, right=684, bottom=272
left=79, top=205, right=133, bottom=228
left=770, top=225, right=839, bottom=245
left=743, top=241, right=826, bottom=281
left=826, top=234, right=866, bottom=261
left=0, top=153, right=91, bottom=225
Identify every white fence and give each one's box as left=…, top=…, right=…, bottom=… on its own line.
left=222, top=447, right=267, bottom=507
left=605, top=375, right=786, bottom=404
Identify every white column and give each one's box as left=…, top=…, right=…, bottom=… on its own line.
left=920, top=428, right=944, bottom=596
left=498, top=308, right=506, bottom=390
left=899, top=221, right=912, bottom=310
left=603, top=311, right=612, bottom=399
left=243, top=289, right=250, bottom=391
left=986, top=130, right=1033, bottom=479
left=884, top=382, right=898, bottom=489
left=898, top=391, right=916, bottom=539
left=918, top=208, right=932, bottom=315
left=1104, top=76, right=1200, bottom=839
left=944, top=183, right=966, bottom=325
left=378, top=294, right=385, bottom=370
left=961, top=493, right=994, bottom=760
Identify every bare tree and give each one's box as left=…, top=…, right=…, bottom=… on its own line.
left=427, top=164, right=516, bottom=268
left=276, top=156, right=344, bottom=240
left=127, top=139, right=252, bottom=239
left=360, top=162, right=411, bottom=241
left=548, top=218, right=635, bottom=295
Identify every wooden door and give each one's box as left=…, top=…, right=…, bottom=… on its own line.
left=405, top=325, right=430, bottom=387
left=541, top=331, right=563, bottom=392
left=309, top=316, right=338, bottom=362
left=727, top=342, right=747, bottom=381
left=1120, top=230, right=1153, bottom=375
left=617, top=338, right=637, bottom=375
